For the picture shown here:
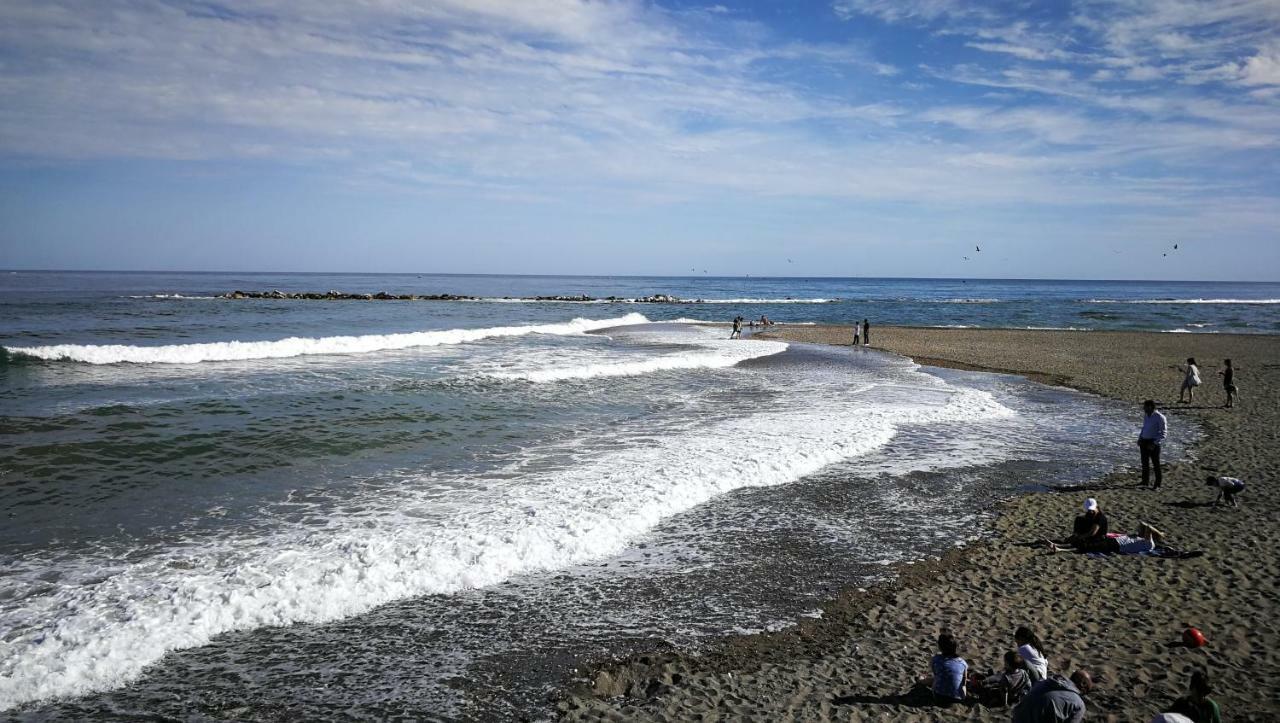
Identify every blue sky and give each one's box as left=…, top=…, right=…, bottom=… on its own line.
left=1, top=0, right=1277, bottom=279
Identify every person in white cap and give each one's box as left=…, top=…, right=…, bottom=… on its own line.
left=1059, top=498, right=1109, bottom=551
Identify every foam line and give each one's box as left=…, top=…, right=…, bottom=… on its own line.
left=484, top=340, right=788, bottom=382
left=1084, top=298, right=1280, bottom=304
left=2, top=314, right=650, bottom=365
left=0, top=380, right=1011, bottom=709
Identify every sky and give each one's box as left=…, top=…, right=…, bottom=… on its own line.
left=0, top=0, right=1278, bottom=280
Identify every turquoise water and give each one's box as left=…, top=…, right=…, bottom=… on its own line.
left=0, top=272, right=1229, bottom=718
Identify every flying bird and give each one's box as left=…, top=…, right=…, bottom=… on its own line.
left=975, top=245, right=981, bottom=252
left=963, top=256, right=970, bottom=261
left=1173, top=244, right=1179, bottom=250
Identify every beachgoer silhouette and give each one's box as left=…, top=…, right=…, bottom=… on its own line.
left=730, top=316, right=742, bottom=339
left=1218, top=359, right=1237, bottom=408
left=1138, top=400, right=1166, bottom=489
left=1178, top=357, right=1201, bottom=403
left=862, top=319, right=870, bottom=345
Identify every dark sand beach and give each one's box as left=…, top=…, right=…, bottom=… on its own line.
left=558, top=326, right=1280, bottom=722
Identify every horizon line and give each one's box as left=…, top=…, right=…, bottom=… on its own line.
left=1, top=268, right=1277, bottom=285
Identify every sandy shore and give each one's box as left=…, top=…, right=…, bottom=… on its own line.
left=557, top=326, right=1280, bottom=722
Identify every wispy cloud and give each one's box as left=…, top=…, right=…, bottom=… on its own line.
left=0, top=0, right=1276, bottom=222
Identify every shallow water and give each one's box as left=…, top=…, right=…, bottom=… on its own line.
left=0, top=273, right=1209, bottom=719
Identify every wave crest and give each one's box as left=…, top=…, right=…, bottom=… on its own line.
left=2, top=313, right=650, bottom=365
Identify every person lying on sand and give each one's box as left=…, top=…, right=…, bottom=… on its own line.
left=1204, top=475, right=1245, bottom=507
left=1012, top=670, right=1092, bottom=723
left=1046, top=522, right=1164, bottom=555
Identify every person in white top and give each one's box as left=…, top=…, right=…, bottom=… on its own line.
left=1014, top=626, right=1049, bottom=683
left=1178, top=357, right=1201, bottom=403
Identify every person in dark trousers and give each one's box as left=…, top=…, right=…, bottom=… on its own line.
left=862, top=318, right=870, bottom=345
left=852, top=323, right=860, bottom=345
left=729, top=316, right=742, bottom=339
left=1053, top=498, right=1108, bottom=552
left=1218, top=359, right=1237, bottom=408
left=1138, top=399, right=1167, bottom=489
left=1012, top=670, right=1092, bottom=723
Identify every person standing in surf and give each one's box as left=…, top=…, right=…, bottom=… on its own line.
left=852, top=322, right=860, bottom=346
left=862, top=318, right=870, bottom=345
left=730, top=316, right=742, bottom=339
left=1138, top=399, right=1167, bottom=489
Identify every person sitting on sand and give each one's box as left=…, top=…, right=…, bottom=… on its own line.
left=1178, top=357, right=1201, bottom=403
left=1047, top=522, right=1164, bottom=555
left=1138, top=400, right=1167, bottom=489
left=970, top=650, right=1030, bottom=706
left=1058, top=498, right=1108, bottom=552
left=1012, top=670, right=1092, bottom=723
left=1170, top=670, right=1222, bottom=723
left=920, top=630, right=968, bottom=705
left=1217, top=359, right=1237, bottom=408
left=1205, top=475, right=1245, bottom=508
left=1014, top=626, right=1049, bottom=683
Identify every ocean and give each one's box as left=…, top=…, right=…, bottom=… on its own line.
left=0, top=271, right=1268, bottom=719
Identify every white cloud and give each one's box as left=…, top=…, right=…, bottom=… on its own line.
left=0, top=0, right=1275, bottom=221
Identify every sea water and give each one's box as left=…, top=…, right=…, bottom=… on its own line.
left=0, top=272, right=1245, bottom=719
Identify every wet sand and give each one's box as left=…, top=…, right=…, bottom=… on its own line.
left=557, top=326, right=1280, bottom=722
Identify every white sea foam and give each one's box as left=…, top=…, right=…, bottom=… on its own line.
left=473, top=297, right=836, bottom=304
left=3, top=313, right=650, bottom=365
left=1085, top=298, right=1280, bottom=305
left=0, top=370, right=1012, bottom=710
left=484, top=339, right=788, bottom=382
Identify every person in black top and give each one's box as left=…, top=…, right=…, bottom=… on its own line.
left=1218, top=359, right=1237, bottom=408
left=1058, top=498, right=1108, bottom=551
left=862, top=318, right=870, bottom=345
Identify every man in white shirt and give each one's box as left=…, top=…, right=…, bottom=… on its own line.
left=1138, top=399, right=1167, bottom=489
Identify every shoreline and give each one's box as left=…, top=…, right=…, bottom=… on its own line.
left=557, top=325, right=1280, bottom=721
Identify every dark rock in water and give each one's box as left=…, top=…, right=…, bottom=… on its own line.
left=216, top=290, right=697, bottom=303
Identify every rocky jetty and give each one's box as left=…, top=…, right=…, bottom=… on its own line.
left=218, top=291, right=701, bottom=303
left=220, top=290, right=478, bottom=301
